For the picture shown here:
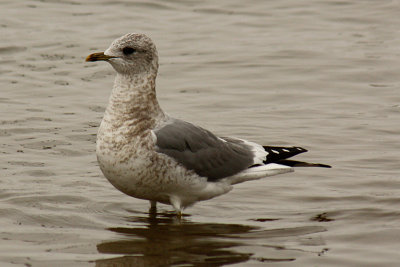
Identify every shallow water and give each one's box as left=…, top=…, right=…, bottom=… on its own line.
left=1, top=0, right=400, bottom=266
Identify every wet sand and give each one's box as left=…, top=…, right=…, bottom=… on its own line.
left=1, top=0, right=400, bottom=266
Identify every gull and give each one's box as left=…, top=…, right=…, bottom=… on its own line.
left=86, top=33, right=330, bottom=216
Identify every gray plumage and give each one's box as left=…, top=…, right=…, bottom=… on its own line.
left=154, top=119, right=254, bottom=181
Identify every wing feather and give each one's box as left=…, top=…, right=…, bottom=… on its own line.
left=154, top=120, right=254, bottom=181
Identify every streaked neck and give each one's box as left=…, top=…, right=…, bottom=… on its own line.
left=105, top=72, right=165, bottom=128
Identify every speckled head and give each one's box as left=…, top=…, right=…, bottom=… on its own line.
left=86, top=33, right=158, bottom=76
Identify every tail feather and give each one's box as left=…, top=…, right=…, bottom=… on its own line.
left=227, top=164, right=294, bottom=185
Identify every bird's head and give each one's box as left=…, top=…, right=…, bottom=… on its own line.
left=86, top=33, right=158, bottom=76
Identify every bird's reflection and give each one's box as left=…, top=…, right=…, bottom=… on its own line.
left=96, top=211, right=326, bottom=267
left=96, top=211, right=253, bottom=266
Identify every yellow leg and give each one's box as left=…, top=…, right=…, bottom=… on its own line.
left=169, top=195, right=183, bottom=217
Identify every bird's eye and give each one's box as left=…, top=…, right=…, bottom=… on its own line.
left=122, top=47, right=136, bottom=55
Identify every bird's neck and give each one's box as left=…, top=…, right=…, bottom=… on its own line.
left=104, top=72, right=166, bottom=129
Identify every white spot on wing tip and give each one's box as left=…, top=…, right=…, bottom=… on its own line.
left=271, top=149, right=279, bottom=154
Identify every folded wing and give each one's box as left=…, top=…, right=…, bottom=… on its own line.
left=154, top=119, right=255, bottom=181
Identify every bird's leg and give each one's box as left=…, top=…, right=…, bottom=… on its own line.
left=176, top=210, right=182, bottom=219
left=149, top=200, right=157, bottom=214
left=169, top=195, right=183, bottom=217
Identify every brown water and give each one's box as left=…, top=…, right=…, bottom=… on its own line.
left=1, top=0, right=400, bottom=266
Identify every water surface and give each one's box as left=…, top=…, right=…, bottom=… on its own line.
left=1, top=0, right=400, bottom=266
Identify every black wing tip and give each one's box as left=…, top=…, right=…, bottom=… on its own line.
left=316, top=163, right=332, bottom=168
left=263, top=146, right=308, bottom=153
left=290, top=148, right=331, bottom=168
left=297, top=147, right=308, bottom=152
left=262, top=146, right=308, bottom=164
left=277, top=160, right=332, bottom=168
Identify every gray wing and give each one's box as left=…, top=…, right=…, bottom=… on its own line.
left=154, top=119, right=254, bottom=181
